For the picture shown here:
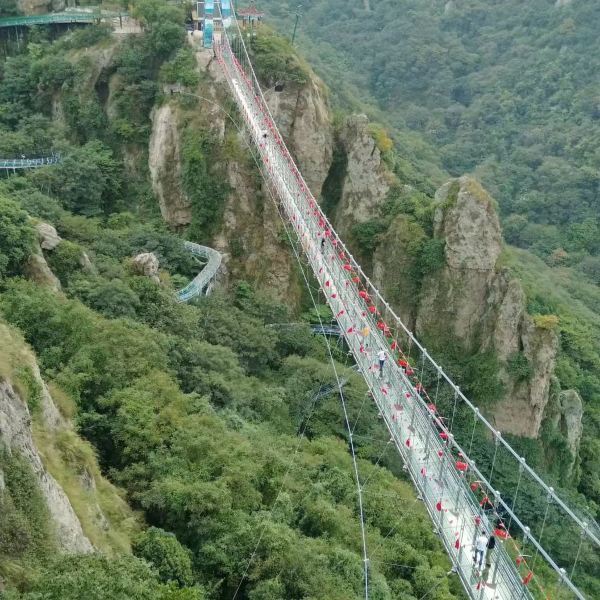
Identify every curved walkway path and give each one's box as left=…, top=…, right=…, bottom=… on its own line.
left=176, top=241, right=222, bottom=301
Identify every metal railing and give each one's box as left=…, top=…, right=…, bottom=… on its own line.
left=0, top=11, right=127, bottom=28
left=176, top=241, right=222, bottom=301
left=0, top=154, right=61, bottom=169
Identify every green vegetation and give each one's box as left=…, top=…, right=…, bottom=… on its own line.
left=248, top=27, right=310, bottom=86
left=0, top=7, right=465, bottom=599
left=262, top=0, right=600, bottom=272
left=0, top=195, right=35, bottom=279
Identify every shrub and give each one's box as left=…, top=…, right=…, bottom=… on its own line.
left=0, top=195, right=35, bottom=279
left=507, top=352, right=532, bottom=382
left=133, top=527, right=194, bottom=587
left=533, top=314, right=560, bottom=330
left=351, top=219, right=386, bottom=255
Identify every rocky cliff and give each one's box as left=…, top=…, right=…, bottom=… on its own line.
left=264, top=76, right=333, bottom=198
left=0, top=322, right=136, bottom=557
left=370, top=175, right=581, bottom=446
left=332, top=115, right=392, bottom=240
left=148, top=103, right=193, bottom=228
left=0, top=323, right=92, bottom=554
left=147, top=48, right=303, bottom=300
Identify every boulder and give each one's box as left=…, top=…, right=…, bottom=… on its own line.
left=24, top=245, right=61, bottom=292
left=36, top=222, right=62, bottom=251
left=132, top=252, right=160, bottom=283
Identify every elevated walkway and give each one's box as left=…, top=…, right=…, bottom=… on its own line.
left=176, top=241, right=222, bottom=300
left=0, top=11, right=128, bottom=29
left=0, top=154, right=61, bottom=170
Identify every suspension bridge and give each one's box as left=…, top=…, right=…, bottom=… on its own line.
left=206, top=3, right=598, bottom=598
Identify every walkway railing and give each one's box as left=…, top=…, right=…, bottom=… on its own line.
left=0, top=154, right=61, bottom=170
left=213, top=2, right=597, bottom=598
left=176, top=241, right=222, bottom=301
left=0, top=11, right=127, bottom=29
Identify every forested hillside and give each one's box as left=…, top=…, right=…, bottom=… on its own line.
left=0, top=2, right=469, bottom=599
left=262, top=0, right=599, bottom=277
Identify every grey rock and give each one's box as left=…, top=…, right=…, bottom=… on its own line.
left=0, top=379, right=92, bottom=553
left=36, top=223, right=62, bottom=251
left=265, top=74, right=334, bottom=198
left=24, top=244, right=61, bottom=292
left=334, top=115, right=391, bottom=240
left=148, top=104, right=193, bottom=227
left=132, top=252, right=160, bottom=283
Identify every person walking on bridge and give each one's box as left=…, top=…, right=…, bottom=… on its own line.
left=378, top=349, right=387, bottom=378
left=474, top=530, right=488, bottom=571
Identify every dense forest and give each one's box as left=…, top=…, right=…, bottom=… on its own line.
left=262, top=0, right=599, bottom=277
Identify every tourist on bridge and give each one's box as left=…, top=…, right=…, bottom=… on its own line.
left=378, top=349, right=387, bottom=378
left=486, top=533, right=496, bottom=567
left=474, top=530, right=488, bottom=570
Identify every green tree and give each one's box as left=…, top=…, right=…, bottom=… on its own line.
left=0, top=195, right=35, bottom=279
left=133, top=527, right=195, bottom=587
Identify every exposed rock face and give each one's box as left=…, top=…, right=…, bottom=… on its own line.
left=24, top=244, right=61, bottom=292
left=212, top=155, right=300, bottom=301
left=417, top=177, right=503, bottom=349
left=265, top=76, right=334, bottom=198
left=149, top=104, right=192, bottom=227
left=333, top=115, right=391, bottom=240
left=146, top=49, right=299, bottom=301
left=0, top=379, right=92, bottom=553
left=132, top=252, right=160, bottom=283
left=36, top=223, right=62, bottom=250
left=17, top=0, right=65, bottom=15
left=373, top=176, right=559, bottom=439
left=558, top=390, right=583, bottom=457
left=373, top=215, right=424, bottom=326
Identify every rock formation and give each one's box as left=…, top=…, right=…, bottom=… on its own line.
left=265, top=75, right=333, bottom=197
left=0, top=325, right=92, bottom=553
left=36, top=222, right=62, bottom=250
left=17, top=0, right=65, bottom=15
left=132, top=252, right=160, bottom=283
left=149, top=104, right=193, bottom=227
left=24, top=245, right=61, bottom=292
left=332, top=115, right=392, bottom=240
left=372, top=176, right=561, bottom=439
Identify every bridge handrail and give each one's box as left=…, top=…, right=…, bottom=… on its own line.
left=0, top=154, right=61, bottom=169
left=176, top=241, right=222, bottom=301
left=0, top=11, right=128, bottom=28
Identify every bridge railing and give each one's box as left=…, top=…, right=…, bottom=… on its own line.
left=214, top=3, right=597, bottom=598
left=0, top=154, right=61, bottom=169
left=176, top=241, right=222, bottom=301
left=0, top=11, right=128, bottom=28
